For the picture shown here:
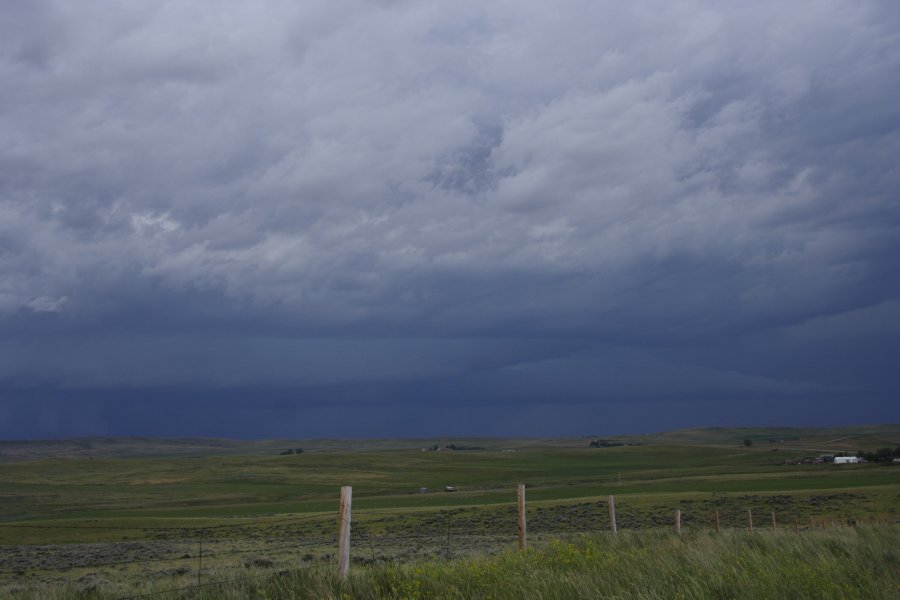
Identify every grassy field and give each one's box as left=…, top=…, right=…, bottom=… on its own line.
left=4, top=528, right=898, bottom=599
left=0, top=425, right=897, bottom=597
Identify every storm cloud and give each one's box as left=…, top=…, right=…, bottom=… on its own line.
left=1, top=1, right=899, bottom=437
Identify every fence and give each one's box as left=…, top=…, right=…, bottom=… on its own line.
left=0, top=487, right=885, bottom=598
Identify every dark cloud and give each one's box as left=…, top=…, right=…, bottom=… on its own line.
left=1, top=1, right=899, bottom=437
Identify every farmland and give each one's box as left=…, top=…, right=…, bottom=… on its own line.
left=0, top=425, right=897, bottom=598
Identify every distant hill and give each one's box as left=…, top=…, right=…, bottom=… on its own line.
left=614, top=424, right=900, bottom=452
left=0, top=424, right=896, bottom=462
left=0, top=436, right=258, bottom=462
left=0, top=436, right=531, bottom=462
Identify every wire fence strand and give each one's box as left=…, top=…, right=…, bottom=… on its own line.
left=0, top=494, right=883, bottom=600
left=0, top=511, right=333, bottom=532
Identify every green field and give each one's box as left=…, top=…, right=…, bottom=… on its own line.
left=0, top=425, right=898, bottom=598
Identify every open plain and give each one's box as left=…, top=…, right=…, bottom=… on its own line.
left=1, top=425, right=897, bottom=598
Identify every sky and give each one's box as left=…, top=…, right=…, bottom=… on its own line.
left=1, top=1, right=899, bottom=439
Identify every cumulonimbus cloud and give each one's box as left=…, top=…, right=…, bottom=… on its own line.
left=0, top=0, right=898, bottom=413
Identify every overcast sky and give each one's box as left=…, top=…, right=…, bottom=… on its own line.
left=1, top=1, right=899, bottom=439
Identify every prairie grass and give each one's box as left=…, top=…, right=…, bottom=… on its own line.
left=6, top=526, right=897, bottom=599
left=3, top=443, right=897, bottom=529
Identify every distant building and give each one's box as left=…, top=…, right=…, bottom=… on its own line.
left=834, top=456, right=859, bottom=464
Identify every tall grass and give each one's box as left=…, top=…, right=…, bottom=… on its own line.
left=6, top=527, right=898, bottom=599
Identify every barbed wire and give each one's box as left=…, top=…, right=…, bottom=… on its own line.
left=0, top=502, right=877, bottom=591
left=0, top=511, right=333, bottom=532
left=0, top=505, right=465, bottom=532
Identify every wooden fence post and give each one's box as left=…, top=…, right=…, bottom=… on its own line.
left=517, top=484, right=527, bottom=551
left=715, top=511, right=720, bottom=533
left=338, top=486, right=352, bottom=579
left=794, top=516, right=799, bottom=533
left=675, top=509, right=681, bottom=534
left=747, top=509, right=753, bottom=532
left=609, top=495, right=617, bottom=534
left=771, top=511, right=777, bottom=531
